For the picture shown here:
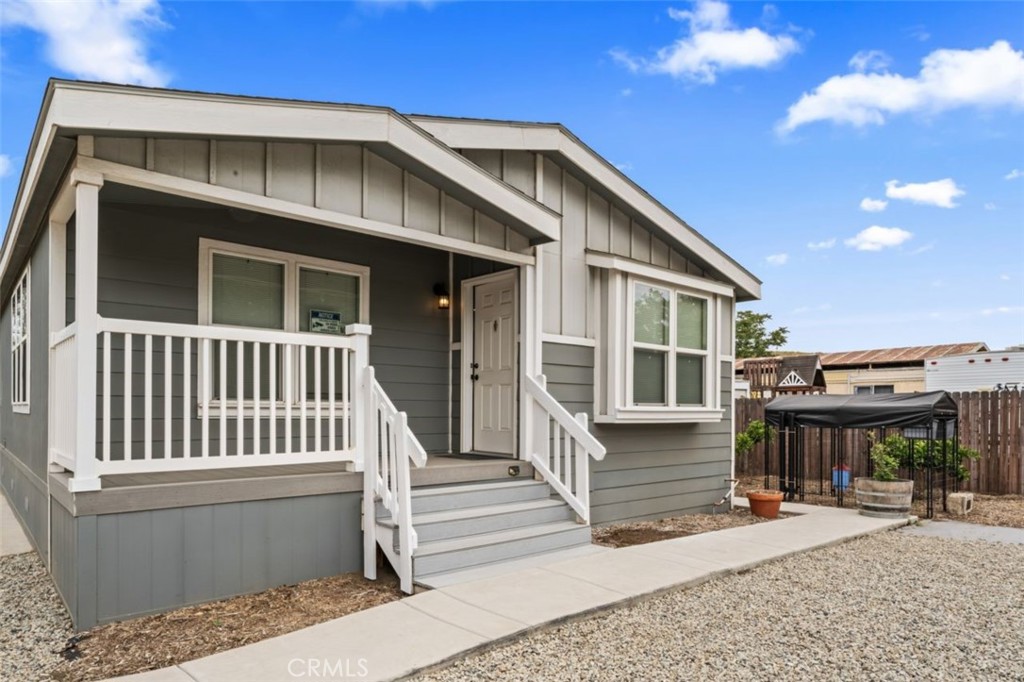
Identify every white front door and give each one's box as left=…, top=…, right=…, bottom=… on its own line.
left=470, top=272, right=517, bottom=455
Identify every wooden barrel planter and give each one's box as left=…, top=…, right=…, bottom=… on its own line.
left=854, top=478, right=913, bottom=518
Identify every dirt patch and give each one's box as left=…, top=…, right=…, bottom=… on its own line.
left=51, top=572, right=403, bottom=682
left=592, top=508, right=784, bottom=548
left=737, top=476, right=1024, bottom=528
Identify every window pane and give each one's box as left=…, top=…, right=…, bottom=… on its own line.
left=676, top=294, right=707, bottom=350
left=212, top=254, right=284, bottom=329
left=874, top=385, right=895, bottom=395
left=676, top=354, right=704, bottom=405
left=299, top=268, right=360, bottom=333
left=854, top=386, right=872, bottom=395
left=633, top=349, right=666, bottom=404
left=634, top=284, right=669, bottom=345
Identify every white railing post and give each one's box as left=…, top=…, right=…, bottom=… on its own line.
left=347, top=323, right=375, bottom=580
left=69, top=170, right=103, bottom=492
left=395, top=411, right=414, bottom=594
left=575, top=412, right=590, bottom=523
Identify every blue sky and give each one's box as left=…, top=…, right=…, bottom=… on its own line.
left=1, top=0, right=1022, bottom=351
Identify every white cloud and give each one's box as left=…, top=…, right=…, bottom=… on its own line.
left=885, top=178, right=964, bottom=208
left=620, top=88, right=633, bottom=97
left=999, top=274, right=1011, bottom=281
left=910, top=242, right=935, bottom=255
left=614, top=161, right=634, bottom=172
left=849, top=49, right=892, bottom=73
left=807, top=238, right=836, bottom=250
left=611, top=1, right=801, bottom=84
left=0, top=154, right=12, bottom=178
left=1, top=0, right=169, bottom=86
left=981, top=306, right=1024, bottom=316
left=1006, top=169, right=1022, bottom=180
left=766, top=252, right=789, bottom=265
left=859, top=197, right=888, bottom=212
left=984, top=202, right=997, bottom=211
left=906, top=25, right=931, bottom=43
left=844, top=226, right=913, bottom=251
left=778, top=41, right=1024, bottom=134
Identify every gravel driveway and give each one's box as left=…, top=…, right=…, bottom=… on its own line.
left=1, top=552, right=73, bottom=682
left=418, top=532, right=1024, bottom=681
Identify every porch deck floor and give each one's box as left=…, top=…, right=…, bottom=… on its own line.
left=110, top=503, right=912, bottom=682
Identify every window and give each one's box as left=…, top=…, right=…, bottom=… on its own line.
left=10, top=266, right=30, bottom=412
left=855, top=385, right=895, bottom=395
left=198, top=240, right=369, bottom=406
left=630, top=282, right=709, bottom=407
left=592, top=257, right=732, bottom=424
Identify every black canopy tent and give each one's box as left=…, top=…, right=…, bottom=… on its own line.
left=763, top=391, right=960, bottom=517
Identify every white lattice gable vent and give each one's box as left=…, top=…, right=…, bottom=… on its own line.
left=778, top=371, right=808, bottom=387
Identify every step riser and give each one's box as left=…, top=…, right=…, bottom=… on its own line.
left=400, top=505, right=575, bottom=544
left=414, top=525, right=592, bottom=577
left=377, top=483, right=550, bottom=517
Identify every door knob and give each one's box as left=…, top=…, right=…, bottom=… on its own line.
left=471, top=374, right=479, bottom=381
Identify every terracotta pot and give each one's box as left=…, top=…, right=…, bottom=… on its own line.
left=747, top=490, right=784, bottom=519
left=854, top=477, right=913, bottom=519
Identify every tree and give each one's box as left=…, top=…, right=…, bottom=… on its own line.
left=735, top=311, right=788, bottom=358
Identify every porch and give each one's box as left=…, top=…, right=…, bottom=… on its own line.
left=47, top=169, right=604, bottom=596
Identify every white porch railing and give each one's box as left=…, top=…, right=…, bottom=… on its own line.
left=49, top=323, right=79, bottom=470
left=362, top=365, right=427, bottom=594
left=525, top=374, right=606, bottom=523
left=68, top=316, right=371, bottom=475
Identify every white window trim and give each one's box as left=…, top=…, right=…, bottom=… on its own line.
left=597, top=269, right=726, bottom=424
left=196, top=238, right=370, bottom=413
left=11, top=265, right=30, bottom=413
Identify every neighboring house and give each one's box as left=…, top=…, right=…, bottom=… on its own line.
left=0, top=80, right=760, bottom=629
left=925, top=349, right=1024, bottom=392
left=739, top=354, right=826, bottom=398
left=738, top=343, right=987, bottom=396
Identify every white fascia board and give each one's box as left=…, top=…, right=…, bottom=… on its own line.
left=385, top=118, right=560, bottom=241
left=0, top=97, right=59, bottom=291
left=585, top=252, right=735, bottom=298
left=411, top=117, right=762, bottom=301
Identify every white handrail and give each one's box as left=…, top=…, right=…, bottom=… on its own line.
left=525, top=374, right=606, bottom=524
left=362, top=366, right=426, bottom=594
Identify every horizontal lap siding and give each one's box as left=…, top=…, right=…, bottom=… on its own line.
left=93, top=202, right=451, bottom=454
left=68, top=492, right=361, bottom=629
left=542, top=342, right=732, bottom=525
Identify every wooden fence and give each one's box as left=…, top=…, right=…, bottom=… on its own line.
left=734, top=391, right=1024, bottom=496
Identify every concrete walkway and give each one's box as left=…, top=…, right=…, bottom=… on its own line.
left=113, top=504, right=910, bottom=682
left=1, top=491, right=33, bottom=557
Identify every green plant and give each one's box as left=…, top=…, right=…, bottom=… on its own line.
left=867, top=432, right=981, bottom=482
left=735, top=311, right=789, bottom=359
left=735, top=419, right=773, bottom=473
left=869, top=436, right=902, bottom=482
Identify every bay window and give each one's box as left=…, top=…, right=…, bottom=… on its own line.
left=590, top=254, right=733, bottom=424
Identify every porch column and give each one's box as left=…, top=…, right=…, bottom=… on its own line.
left=69, top=170, right=104, bottom=492
left=519, top=257, right=540, bottom=459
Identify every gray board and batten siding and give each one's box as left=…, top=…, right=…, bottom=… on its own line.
left=543, top=342, right=733, bottom=525
left=90, top=136, right=533, bottom=257
left=0, top=225, right=52, bottom=562
left=50, top=486, right=362, bottom=629
left=458, top=148, right=713, bottom=339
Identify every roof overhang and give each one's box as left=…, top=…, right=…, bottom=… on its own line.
left=1, top=81, right=562, bottom=295
left=409, top=115, right=762, bottom=302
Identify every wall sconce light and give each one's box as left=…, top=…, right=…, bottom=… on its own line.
left=433, top=282, right=451, bottom=310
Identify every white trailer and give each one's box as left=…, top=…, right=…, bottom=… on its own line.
left=925, top=349, right=1024, bottom=392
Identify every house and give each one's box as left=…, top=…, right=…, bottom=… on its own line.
left=925, top=348, right=1024, bottom=392
left=739, top=354, right=826, bottom=397
left=738, top=343, right=987, bottom=396
left=0, top=80, right=760, bottom=629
